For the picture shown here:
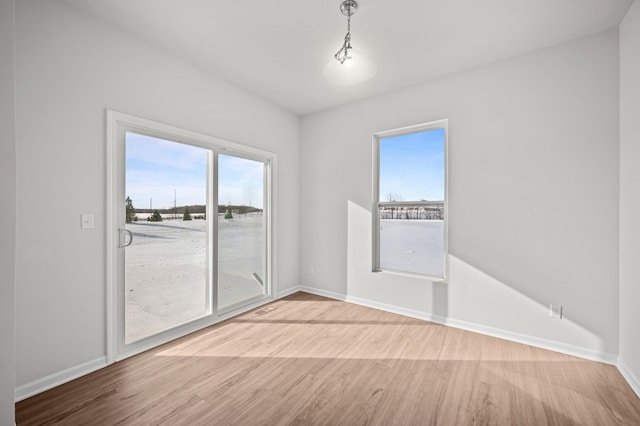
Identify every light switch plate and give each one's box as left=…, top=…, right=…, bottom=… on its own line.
left=81, top=213, right=95, bottom=229
left=549, top=304, right=563, bottom=319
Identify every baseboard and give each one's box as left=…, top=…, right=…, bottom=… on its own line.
left=442, top=317, right=618, bottom=365
left=278, top=285, right=347, bottom=302
left=276, top=285, right=305, bottom=299
left=344, top=293, right=448, bottom=324
left=15, top=356, right=107, bottom=402
left=287, top=286, right=618, bottom=366
left=297, top=286, right=348, bottom=301
left=618, top=358, right=640, bottom=399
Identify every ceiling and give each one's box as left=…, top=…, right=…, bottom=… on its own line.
left=57, top=0, right=634, bottom=116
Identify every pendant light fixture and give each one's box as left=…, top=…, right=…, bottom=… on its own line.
left=323, top=0, right=377, bottom=84
left=334, top=0, right=357, bottom=67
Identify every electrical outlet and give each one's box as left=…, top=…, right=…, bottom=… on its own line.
left=309, top=265, right=315, bottom=275
left=81, top=213, right=95, bottom=230
left=549, top=304, right=563, bottom=319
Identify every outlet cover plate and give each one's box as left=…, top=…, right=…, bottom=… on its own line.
left=550, top=304, right=563, bottom=319
left=81, top=213, right=95, bottom=230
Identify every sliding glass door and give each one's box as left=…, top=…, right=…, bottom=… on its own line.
left=108, top=111, right=273, bottom=361
left=124, top=132, right=211, bottom=344
left=217, top=154, right=267, bottom=312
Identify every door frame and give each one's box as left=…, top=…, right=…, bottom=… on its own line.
left=106, top=110, right=277, bottom=363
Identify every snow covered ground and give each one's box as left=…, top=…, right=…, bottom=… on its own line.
left=125, top=213, right=264, bottom=343
left=379, top=219, right=444, bottom=277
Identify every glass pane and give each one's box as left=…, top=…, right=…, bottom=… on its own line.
left=379, top=204, right=445, bottom=276
left=125, top=132, right=209, bottom=343
left=379, top=128, right=445, bottom=202
left=218, top=154, right=265, bottom=310
left=379, top=128, right=445, bottom=277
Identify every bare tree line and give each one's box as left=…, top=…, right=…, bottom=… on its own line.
left=379, top=206, right=443, bottom=220
left=381, top=192, right=443, bottom=220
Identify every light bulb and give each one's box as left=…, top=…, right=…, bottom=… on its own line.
left=344, top=57, right=354, bottom=68
left=323, top=48, right=377, bottom=85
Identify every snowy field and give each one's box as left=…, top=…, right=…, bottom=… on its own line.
left=125, top=213, right=264, bottom=343
left=380, top=219, right=444, bottom=276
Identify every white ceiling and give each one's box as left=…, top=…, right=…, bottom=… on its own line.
left=58, top=0, right=633, bottom=116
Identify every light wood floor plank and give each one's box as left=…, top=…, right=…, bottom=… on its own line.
left=15, top=292, right=640, bottom=425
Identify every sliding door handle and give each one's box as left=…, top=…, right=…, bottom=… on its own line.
left=119, top=229, right=133, bottom=248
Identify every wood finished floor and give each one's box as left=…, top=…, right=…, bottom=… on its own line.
left=16, top=292, right=640, bottom=425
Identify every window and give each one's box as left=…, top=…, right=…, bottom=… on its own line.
left=372, top=120, right=448, bottom=279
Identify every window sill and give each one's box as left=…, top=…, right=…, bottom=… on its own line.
left=373, top=268, right=448, bottom=284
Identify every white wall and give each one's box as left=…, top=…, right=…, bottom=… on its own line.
left=619, top=0, right=640, bottom=390
left=14, top=0, right=300, bottom=388
left=301, top=30, right=620, bottom=357
left=0, top=0, right=16, bottom=421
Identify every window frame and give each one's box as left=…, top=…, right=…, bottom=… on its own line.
left=372, top=119, right=449, bottom=281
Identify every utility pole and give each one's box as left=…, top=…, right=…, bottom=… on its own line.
left=173, top=188, right=177, bottom=221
